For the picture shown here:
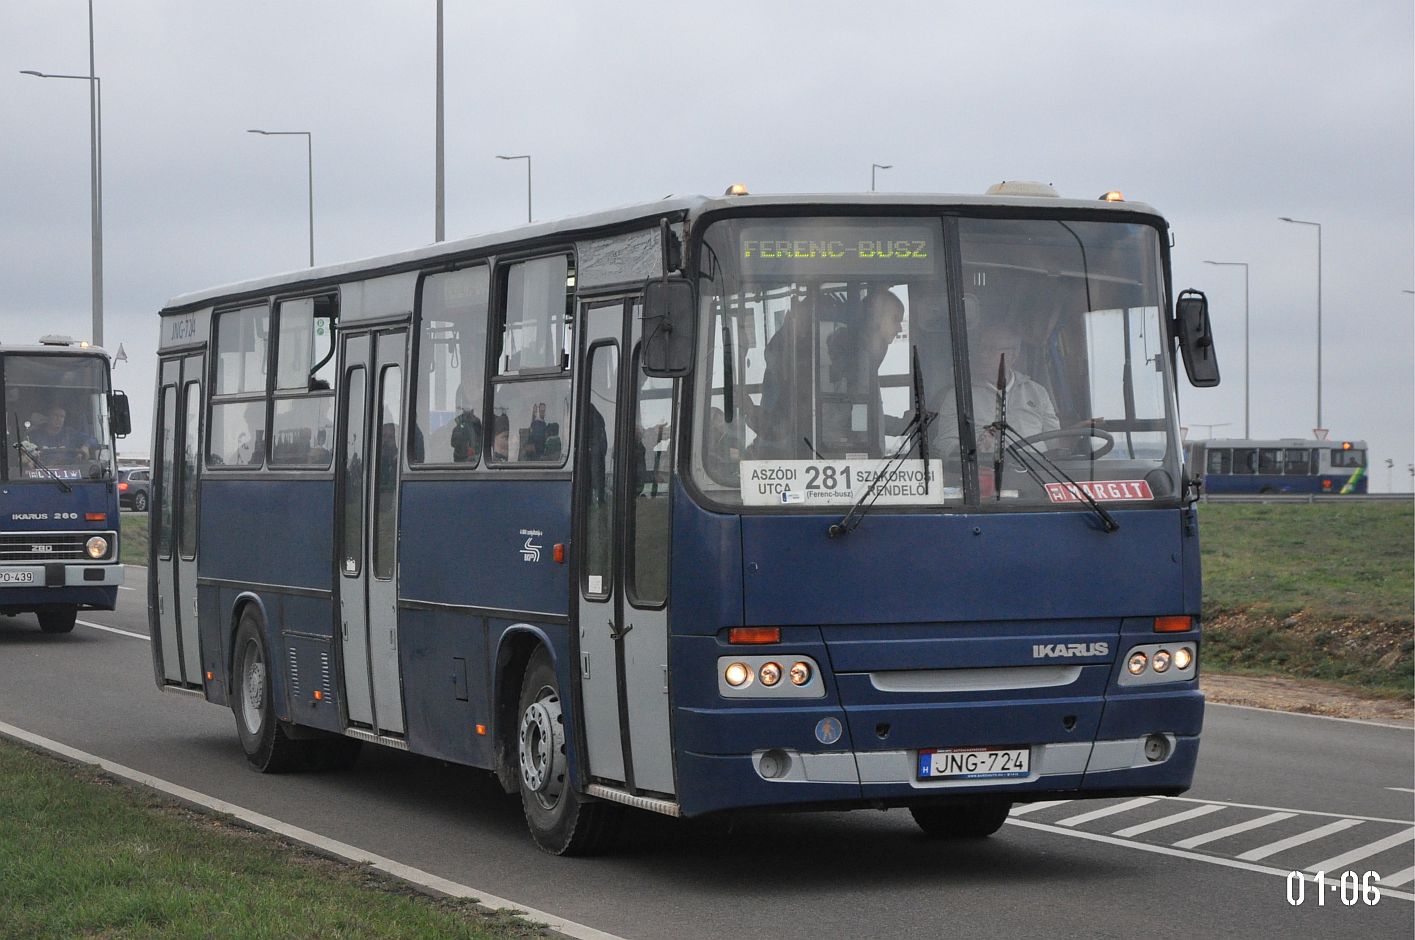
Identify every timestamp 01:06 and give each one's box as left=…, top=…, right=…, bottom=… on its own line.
left=1286, top=871, right=1381, bottom=906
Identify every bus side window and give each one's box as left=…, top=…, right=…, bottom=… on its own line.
left=1258, top=448, right=1282, bottom=475
left=412, top=265, right=489, bottom=466
left=209, top=305, right=269, bottom=468
left=271, top=295, right=337, bottom=468
left=1206, top=448, right=1230, bottom=475
left=1233, top=448, right=1256, bottom=475
left=489, top=255, right=574, bottom=465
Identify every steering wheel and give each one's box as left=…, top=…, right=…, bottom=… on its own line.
left=1015, top=426, right=1115, bottom=459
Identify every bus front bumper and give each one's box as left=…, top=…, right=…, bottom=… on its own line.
left=0, top=563, right=124, bottom=611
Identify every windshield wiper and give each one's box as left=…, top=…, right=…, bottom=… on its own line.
left=996, top=424, right=1119, bottom=533
left=9, top=414, right=72, bottom=493
left=991, top=354, right=1007, bottom=500
left=912, top=345, right=929, bottom=497
left=828, top=361, right=936, bottom=539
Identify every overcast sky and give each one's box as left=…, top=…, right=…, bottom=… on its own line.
left=2, top=1, right=1411, bottom=488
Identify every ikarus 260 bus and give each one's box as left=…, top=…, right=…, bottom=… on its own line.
left=2, top=336, right=130, bottom=633
left=149, top=183, right=1220, bottom=854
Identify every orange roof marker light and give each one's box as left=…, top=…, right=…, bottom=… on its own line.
left=1099, top=191, right=1126, bottom=202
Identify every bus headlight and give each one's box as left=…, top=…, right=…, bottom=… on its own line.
left=1152, top=650, right=1172, bottom=673
left=724, top=662, right=754, bottom=688
left=1126, top=651, right=1148, bottom=675
left=1173, top=647, right=1194, bottom=671
left=789, top=661, right=813, bottom=686
left=759, top=662, right=782, bottom=686
left=85, top=536, right=108, bottom=559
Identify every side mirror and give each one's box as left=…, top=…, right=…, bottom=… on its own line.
left=109, top=390, right=132, bottom=438
left=1175, top=289, right=1220, bottom=388
left=642, top=278, right=695, bottom=377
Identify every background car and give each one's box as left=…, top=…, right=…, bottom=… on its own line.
left=118, top=467, right=151, bottom=512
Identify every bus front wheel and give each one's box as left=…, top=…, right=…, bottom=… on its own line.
left=37, top=606, right=77, bottom=634
left=910, top=798, right=1011, bottom=838
left=231, top=610, right=307, bottom=773
left=516, top=647, right=620, bottom=855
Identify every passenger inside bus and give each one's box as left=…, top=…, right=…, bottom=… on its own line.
left=27, top=402, right=97, bottom=458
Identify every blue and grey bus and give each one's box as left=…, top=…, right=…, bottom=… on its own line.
left=2, top=337, right=130, bottom=633
left=1187, top=437, right=1368, bottom=495
left=149, top=184, right=1220, bottom=854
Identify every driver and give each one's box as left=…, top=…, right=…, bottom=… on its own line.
left=27, top=403, right=97, bottom=457
left=937, top=317, right=1059, bottom=456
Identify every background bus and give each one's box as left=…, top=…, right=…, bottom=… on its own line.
left=1, top=337, right=130, bottom=633
left=150, top=186, right=1219, bottom=855
left=1187, top=438, right=1368, bottom=495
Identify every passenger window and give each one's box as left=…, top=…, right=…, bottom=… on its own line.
left=1206, top=449, right=1230, bottom=475
left=413, top=266, right=489, bottom=465
left=495, top=255, right=574, bottom=375
left=209, top=305, right=269, bottom=468
left=271, top=295, right=337, bottom=467
left=1258, top=448, right=1282, bottom=475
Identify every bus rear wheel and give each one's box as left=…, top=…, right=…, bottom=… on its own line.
left=38, top=606, right=77, bottom=634
left=516, top=647, right=620, bottom=856
left=910, top=798, right=1012, bottom=838
left=231, top=610, right=308, bottom=773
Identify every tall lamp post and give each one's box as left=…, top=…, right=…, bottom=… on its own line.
left=20, top=69, right=103, bottom=347
left=1279, top=216, right=1322, bottom=431
left=497, top=154, right=532, bottom=223
left=248, top=129, right=315, bottom=267
left=871, top=163, right=892, bottom=192
left=434, top=0, right=444, bottom=242
left=1203, top=260, right=1250, bottom=438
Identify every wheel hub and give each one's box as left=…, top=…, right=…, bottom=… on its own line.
left=240, top=640, right=265, bottom=734
left=518, top=691, right=565, bottom=805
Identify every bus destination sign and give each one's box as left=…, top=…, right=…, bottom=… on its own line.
left=737, top=220, right=940, bottom=277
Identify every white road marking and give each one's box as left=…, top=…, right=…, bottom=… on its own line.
left=1172, top=811, right=1296, bottom=849
left=1237, top=818, right=1362, bottom=861
left=77, top=619, right=148, bottom=641
left=1007, top=818, right=1414, bottom=903
left=1008, top=799, right=1071, bottom=816
left=1167, top=795, right=1410, bottom=825
left=1383, top=866, right=1415, bottom=888
left=0, top=720, right=630, bottom=940
left=1054, top=797, right=1155, bottom=827
left=1386, top=787, right=1415, bottom=794
left=1112, top=803, right=1224, bottom=838
left=1306, top=829, right=1415, bottom=873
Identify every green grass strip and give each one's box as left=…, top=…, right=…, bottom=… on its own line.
left=0, top=740, right=542, bottom=940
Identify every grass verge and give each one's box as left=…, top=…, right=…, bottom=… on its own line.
left=0, top=739, right=543, bottom=940
left=120, top=513, right=149, bottom=566
left=1198, top=501, right=1413, bottom=697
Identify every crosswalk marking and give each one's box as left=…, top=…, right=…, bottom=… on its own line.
left=1383, top=866, right=1415, bottom=888
left=1113, top=804, right=1224, bottom=838
left=1237, top=818, right=1362, bottom=862
left=1055, top=797, right=1156, bottom=827
left=1008, top=800, right=1071, bottom=816
left=1306, top=829, right=1415, bottom=873
left=1173, top=811, right=1296, bottom=849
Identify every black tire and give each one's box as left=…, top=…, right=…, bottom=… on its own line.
left=231, top=609, right=309, bottom=773
left=133, top=490, right=149, bottom=512
left=516, top=647, right=620, bottom=855
left=37, top=606, right=77, bottom=634
left=910, top=798, right=1012, bottom=839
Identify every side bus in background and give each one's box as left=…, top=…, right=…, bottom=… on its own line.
left=1, top=336, right=130, bottom=633
left=1186, top=437, right=1368, bottom=495
left=149, top=183, right=1219, bottom=855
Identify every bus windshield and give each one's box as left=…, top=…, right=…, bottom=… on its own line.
left=689, top=214, right=1183, bottom=509
left=2, top=353, right=115, bottom=482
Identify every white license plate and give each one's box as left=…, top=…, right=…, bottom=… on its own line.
left=918, top=746, right=1030, bottom=780
left=0, top=570, right=36, bottom=584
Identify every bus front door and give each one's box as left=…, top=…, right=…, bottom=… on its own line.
left=153, top=354, right=203, bottom=689
left=575, top=298, right=675, bottom=797
left=337, top=331, right=408, bottom=736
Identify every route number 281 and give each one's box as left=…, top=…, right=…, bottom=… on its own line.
left=1286, top=870, right=1381, bottom=906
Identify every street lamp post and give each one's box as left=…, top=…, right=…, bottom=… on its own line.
left=871, top=163, right=892, bottom=192
left=1279, top=216, right=1322, bottom=431
left=248, top=130, right=315, bottom=267
left=435, top=0, right=444, bottom=242
left=497, top=154, right=532, bottom=223
left=20, top=69, right=103, bottom=347
left=1203, top=260, right=1250, bottom=437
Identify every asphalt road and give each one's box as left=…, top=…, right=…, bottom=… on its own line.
left=2, top=565, right=1411, bottom=940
